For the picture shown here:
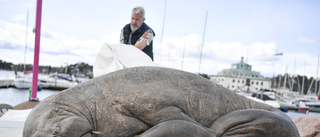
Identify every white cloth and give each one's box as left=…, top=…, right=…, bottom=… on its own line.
left=93, top=43, right=158, bottom=77
left=0, top=109, right=30, bottom=135
left=0, top=109, right=32, bottom=122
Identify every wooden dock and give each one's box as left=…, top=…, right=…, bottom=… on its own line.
left=0, top=80, right=14, bottom=88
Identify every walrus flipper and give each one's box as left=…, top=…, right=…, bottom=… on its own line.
left=210, top=109, right=300, bottom=137
left=136, top=120, right=214, bottom=137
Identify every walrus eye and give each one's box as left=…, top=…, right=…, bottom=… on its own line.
left=57, top=109, right=64, bottom=114
left=53, top=108, right=73, bottom=116
left=54, top=108, right=59, bottom=112
left=54, top=108, right=64, bottom=114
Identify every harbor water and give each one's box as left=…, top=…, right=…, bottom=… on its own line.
left=0, top=70, right=63, bottom=106
left=1, top=70, right=320, bottom=118
left=0, top=88, right=58, bottom=107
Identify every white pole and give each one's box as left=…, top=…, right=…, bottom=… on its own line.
left=273, top=71, right=276, bottom=91
left=181, top=33, right=187, bottom=70
left=159, top=0, right=167, bottom=64
left=315, top=55, right=319, bottom=95
left=198, top=11, right=208, bottom=74
left=291, top=59, right=296, bottom=91
left=308, top=79, right=314, bottom=95
left=283, top=66, right=287, bottom=90
left=24, top=10, right=29, bottom=72
left=302, top=62, right=306, bottom=95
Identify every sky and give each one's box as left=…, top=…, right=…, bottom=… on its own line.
left=0, top=0, right=319, bottom=79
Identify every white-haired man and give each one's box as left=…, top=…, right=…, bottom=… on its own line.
left=120, top=6, right=155, bottom=61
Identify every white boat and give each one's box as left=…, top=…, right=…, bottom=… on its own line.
left=305, top=101, right=320, bottom=108
left=278, top=98, right=304, bottom=110
left=278, top=94, right=320, bottom=112
left=14, top=72, right=79, bottom=90
left=38, top=73, right=78, bottom=90
left=236, top=91, right=280, bottom=108
left=14, top=76, right=33, bottom=89
left=14, top=73, right=43, bottom=89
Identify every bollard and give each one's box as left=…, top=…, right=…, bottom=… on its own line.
left=29, top=88, right=32, bottom=98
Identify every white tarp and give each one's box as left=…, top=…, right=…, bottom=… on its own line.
left=0, top=109, right=30, bottom=136
left=0, top=109, right=32, bottom=122
left=93, top=43, right=159, bottom=77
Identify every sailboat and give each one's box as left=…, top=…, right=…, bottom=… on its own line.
left=14, top=10, right=34, bottom=89
left=15, top=8, right=78, bottom=90
left=38, top=72, right=78, bottom=90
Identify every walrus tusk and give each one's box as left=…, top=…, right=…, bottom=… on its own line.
left=91, top=131, right=102, bottom=135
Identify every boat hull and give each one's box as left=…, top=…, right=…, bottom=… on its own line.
left=14, top=77, right=32, bottom=89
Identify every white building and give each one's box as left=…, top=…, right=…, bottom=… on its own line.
left=210, top=57, right=271, bottom=93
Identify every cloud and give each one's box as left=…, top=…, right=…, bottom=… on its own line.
left=155, top=34, right=319, bottom=79
left=37, top=28, right=102, bottom=66
left=0, top=20, right=27, bottom=48
left=13, top=14, right=26, bottom=22
left=153, top=34, right=282, bottom=77
left=0, top=20, right=102, bottom=67
left=298, top=38, right=316, bottom=44
left=1, top=19, right=318, bottom=79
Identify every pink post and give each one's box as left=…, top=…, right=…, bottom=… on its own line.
left=30, top=0, right=42, bottom=101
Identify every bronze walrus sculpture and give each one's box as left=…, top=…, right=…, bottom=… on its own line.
left=23, top=66, right=300, bottom=137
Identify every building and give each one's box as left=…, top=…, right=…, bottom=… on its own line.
left=210, top=57, right=271, bottom=93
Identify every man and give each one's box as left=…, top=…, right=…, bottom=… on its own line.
left=120, top=6, right=155, bottom=61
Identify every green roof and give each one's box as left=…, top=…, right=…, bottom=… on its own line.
left=214, top=57, right=265, bottom=79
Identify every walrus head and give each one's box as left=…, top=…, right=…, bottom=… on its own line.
left=25, top=108, right=98, bottom=137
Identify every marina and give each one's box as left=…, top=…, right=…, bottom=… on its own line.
left=0, top=70, right=81, bottom=106
left=1, top=0, right=320, bottom=136
left=210, top=57, right=320, bottom=114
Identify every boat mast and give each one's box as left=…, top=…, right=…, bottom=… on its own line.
left=302, top=62, right=306, bottom=95
left=307, top=79, right=314, bottom=95
left=315, top=55, right=319, bottom=95
left=290, top=59, right=296, bottom=92
left=30, top=0, right=43, bottom=101
left=318, top=55, right=320, bottom=95
left=159, top=0, right=167, bottom=64
left=198, top=11, right=208, bottom=74
left=283, top=67, right=287, bottom=91
left=272, top=71, right=275, bottom=91
left=278, top=74, right=282, bottom=94
left=24, top=10, right=29, bottom=73
left=181, top=33, right=187, bottom=70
